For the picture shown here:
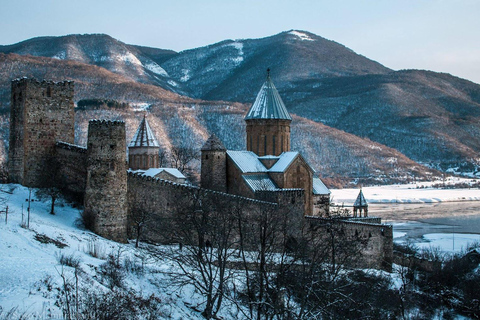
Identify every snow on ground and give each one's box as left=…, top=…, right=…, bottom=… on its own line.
left=0, top=184, right=218, bottom=319
left=289, top=30, right=314, bottom=41
left=143, top=61, right=169, bottom=77
left=180, top=69, right=191, bottom=82
left=396, top=231, right=480, bottom=254
left=331, top=178, right=480, bottom=204
left=130, top=102, right=151, bottom=112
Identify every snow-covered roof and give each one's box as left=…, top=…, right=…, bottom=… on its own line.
left=142, top=168, right=186, bottom=179
left=128, top=116, right=160, bottom=148
left=354, top=190, right=368, bottom=207
left=313, top=177, right=330, bottom=195
left=244, top=75, right=292, bottom=121
left=201, top=134, right=226, bottom=151
left=227, top=151, right=268, bottom=173
left=243, top=174, right=278, bottom=192
left=269, top=152, right=299, bottom=172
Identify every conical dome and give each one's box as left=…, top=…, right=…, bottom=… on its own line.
left=244, top=74, right=292, bottom=121
left=354, top=190, right=368, bottom=207
left=128, top=116, right=159, bottom=148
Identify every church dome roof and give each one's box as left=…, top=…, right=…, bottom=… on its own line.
left=354, top=190, right=368, bottom=207
left=244, top=72, right=292, bottom=121
left=128, top=116, right=160, bottom=148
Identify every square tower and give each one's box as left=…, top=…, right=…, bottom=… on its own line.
left=8, top=78, right=75, bottom=187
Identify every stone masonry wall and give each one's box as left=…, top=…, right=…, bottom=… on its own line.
left=8, top=78, right=75, bottom=187
left=84, top=120, right=128, bottom=243
left=307, top=217, right=393, bottom=271
left=127, top=172, right=278, bottom=244
left=246, top=119, right=291, bottom=156
left=55, top=142, right=87, bottom=201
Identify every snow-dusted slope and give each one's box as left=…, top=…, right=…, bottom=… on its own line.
left=0, top=184, right=214, bottom=319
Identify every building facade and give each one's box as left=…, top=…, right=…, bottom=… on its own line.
left=201, top=73, right=330, bottom=216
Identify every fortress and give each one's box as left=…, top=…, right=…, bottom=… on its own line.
left=8, top=76, right=393, bottom=270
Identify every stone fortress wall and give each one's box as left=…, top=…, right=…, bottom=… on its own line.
left=55, top=142, right=87, bottom=200
left=307, top=216, right=393, bottom=270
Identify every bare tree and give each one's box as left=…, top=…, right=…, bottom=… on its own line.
left=35, top=156, right=64, bottom=215
left=170, top=145, right=198, bottom=173
left=153, top=189, right=239, bottom=319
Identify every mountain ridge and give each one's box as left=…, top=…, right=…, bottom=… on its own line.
left=0, top=30, right=479, bottom=180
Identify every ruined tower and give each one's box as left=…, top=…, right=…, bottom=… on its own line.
left=245, top=70, right=292, bottom=156
left=128, top=115, right=160, bottom=170
left=8, top=78, right=74, bottom=187
left=201, top=134, right=227, bottom=192
left=84, top=120, right=128, bottom=243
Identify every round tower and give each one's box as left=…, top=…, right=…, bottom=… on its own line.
left=245, top=70, right=292, bottom=156
left=84, top=120, right=128, bottom=243
left=201, top=134, right=227, bottom=192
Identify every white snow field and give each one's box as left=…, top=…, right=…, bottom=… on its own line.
left=0, top=184, right=228, bottom=319
left=331, top=178, right=480, bottom=253
left=331, top=178, right=480, bottom=205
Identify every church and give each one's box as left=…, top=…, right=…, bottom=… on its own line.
left=200, top=72, right=330, bottom=216
left=126, top=71, right=331, bottom=217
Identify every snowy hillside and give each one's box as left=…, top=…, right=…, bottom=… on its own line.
left=0, top=184, right=224, bottom=319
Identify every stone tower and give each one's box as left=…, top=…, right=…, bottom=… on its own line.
left=245, top=70, right=292, bottom=156
left=84, top=120, right=128, bottom=243
left=201, top=134, right=227, bottom=192
left=8, top=78, right=74, bottom=187
left=128, top=115, right=160, bottom=170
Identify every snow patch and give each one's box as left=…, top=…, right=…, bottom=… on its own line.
left=167, top=80, right=178, bottom=87
left=227, top=41, right=244, bottom=66
left=93, top=52, right=142, bottom=66
left=401, top=233, right=480, bottom=253
left=289, top=30, right=315, bottom=41
left=180, top=69, right=191, bottom=82
left=130, top=103, right=151, bottom=111
left=331, top=178, right=480, bottom=204
left=52, top=51, right=66, bottom=60
left=143, top=62, right=169, bottom=77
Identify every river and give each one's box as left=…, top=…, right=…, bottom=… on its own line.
left=370, top=201, right=480, bottom=252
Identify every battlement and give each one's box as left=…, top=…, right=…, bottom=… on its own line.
left=56, top=141, right=87, bottom=153
left=12, top=77, right=74, bottom=88
left=127, top=171, right=277, bottom=206
left=88, top=119, right=125, bottom=127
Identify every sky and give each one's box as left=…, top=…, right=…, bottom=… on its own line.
left=1, top=0, right=479, bottom=84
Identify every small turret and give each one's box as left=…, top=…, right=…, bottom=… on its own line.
left=353, top=189, right=368, bottom=217
left=201, top=134, right=227, bottom=192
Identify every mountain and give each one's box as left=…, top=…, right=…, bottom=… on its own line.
left=0, top=53, right=436, bottom=186
left=0, top=34, right=182, bottom=93
left=2, top=31, right=478, bottom=172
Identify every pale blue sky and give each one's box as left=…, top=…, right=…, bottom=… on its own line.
left=1, top=0, right=479, bottom=84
